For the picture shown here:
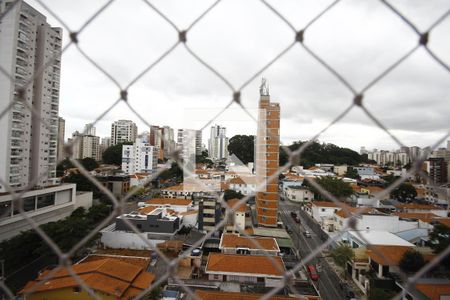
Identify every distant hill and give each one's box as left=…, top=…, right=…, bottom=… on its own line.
left=279, top=140, right=369, bottom=167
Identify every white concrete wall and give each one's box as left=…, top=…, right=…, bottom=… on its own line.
left=312, top=206, right=337, bottom=223
left=100, top=229, right=164, bottom=250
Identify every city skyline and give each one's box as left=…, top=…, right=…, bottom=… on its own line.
left=22, top=0, right=449, bottom=152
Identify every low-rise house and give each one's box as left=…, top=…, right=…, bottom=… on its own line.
left=306, top=201, right=341, bottom=224
left=354, top=167, right=380, bottom=180
left=285, top=186, right=314, bottom=203
left=219, top=233, right=280, bottom=256
left=96, top=174, right=130, bottom=198
left=224, top=198, right=249, bottom=233
left=228, top=176, right=256, bottom=196
left=194, top=290, right=319, bottom=300
left=280, top=173, right=304, bottom=193
left=205, top=253, right=285, bottom=287
left=142, top=198, right=194, bottom=213
left=19, top=258, right=155, bottom=300
left=100, top=207, right=180, bottom=250
left=333, top=165, right=348, bottom=176
left=394, top=203, right=448, bottom=217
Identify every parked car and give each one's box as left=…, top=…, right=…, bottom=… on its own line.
left=304, top=230, right=311, bottom=238
left=294, top=217, right=301, bottom=224
left=306, top=264, right=319, bottom=281
left=290, top=212, right=297, bottom=218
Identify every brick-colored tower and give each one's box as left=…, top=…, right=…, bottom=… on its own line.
left=255, top=78, right=280, bottom=227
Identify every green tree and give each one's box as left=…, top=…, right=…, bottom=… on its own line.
left=330, top=244, right=354, bottom=268
left=304, top=177, right=354, bottom=201
left=223, top=189, right=244, bottom=201
left=429, top=223, right=450, bottom=268
left=345, top=167, right=360, bottom=179
left=80, top=157, right=99, bottom=171
left=102, top=142, right=132, bottom=165
left=399, top=249, right=425, bottom=273
left=159, top=162, right=183, bottom=182
left=228, top=135, right=255, bottom=164
left=56, top=158, right=73, bottom=177
left=390, top=183, right=417, bottom=202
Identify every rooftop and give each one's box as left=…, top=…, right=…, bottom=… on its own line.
left=145, top=198, right=192, bottom=206
left=220, top=234, right=279, bottom=251
left=205, top=253, right=285, bottom=277
left=19, top=258, right=155, bottom=299
left=366, top=245, right=412, bottom=266
left=227, top=198, right=247, bottom=213
left=195, top=290, right=315, bottom=300
left=394, top=203, right=444, bottom=210
left=346, top=230, right=414, bottom=247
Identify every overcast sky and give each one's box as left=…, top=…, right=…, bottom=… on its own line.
left=27, top=0, right=450, bottom=152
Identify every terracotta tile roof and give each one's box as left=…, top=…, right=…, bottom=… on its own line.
left=415, top=282, right=450, bottom=300
left=221, top=182, right=230, bottom=190
left=195, top=169, right=209, bottom=174
left=283, top=173, right=304, bottom=180
left=145, top=198, right=192, bottom=206
left=138, top=205, right=159, bottom=215
left=82, top=255, right=150, bottom=270
left=394, top=212, right=439, bottom=223
left=335, top=207, right=379, bottom=218
left=229, top=176, right=257, bottom=185
left=394, top=203, right=444, bottom=210
left=19, top=258, right=155, bottom=299
left=227, top=198, right=247, bottom=213
left=220, top=234, right=279, bottom=251
left=179, top=210, right=198, bottom=216
left=206, top=253, right=285, bottom=276
left=434, top=218, right=450, bottom=227
left=367, top=245, right=412, bottom=266
left=195, top=290, right=318, bottom=300
left=311, top=201, right=342, bottom=208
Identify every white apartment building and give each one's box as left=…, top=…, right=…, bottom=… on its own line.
left=111, top=120, right=137, bottom=145
left=208, top=124, right=229, bottom=160
left=177, top=129, right=202, bottom=175
left=0, top=0, right=62, bottom=191
left=367, top=150, right=409, bottom=166
left=69, top=127, right=101, bottom=161
left=121, top=138, right=158, bottom=174
left=57, top=117, right=65, bottom=162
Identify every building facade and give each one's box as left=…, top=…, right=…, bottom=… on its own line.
left=57, top=117, right=65, bottom=162
left=121, top=138, right=158, bottom=174
left=208, top=124, right=229, bottom=161
left=110, top=119, right=137, bottom=145
left=68, top=126, right=101, bottom=161
left=0, top=0, right=62, bottom=191
left=255, top=79, right=280, bottom=227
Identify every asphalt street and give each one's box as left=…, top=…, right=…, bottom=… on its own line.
left=279, top=199, right=345, bottom=300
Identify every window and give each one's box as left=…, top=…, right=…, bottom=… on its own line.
left=73, top=287, right=81, bottom=293
left=321, top=208, right=325, bottom=212
left=37, top=194, right=55, bottom=209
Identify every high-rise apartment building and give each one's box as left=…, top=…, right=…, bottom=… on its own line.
left=208, top=125, right=229, bottom=161
left=255, top=79, right=280, bottom=227
left=149, top=125, right=175, bottom=160
left=57, top=117, right=65, bottom=162
left=111, top=120, right=137, bottom=145
left=83, top=123, right=96, bottom=136
left=177, top=129, right=202, bottom=176
left=69, top=124, right=100, bottom=161
left=0, top=0, right=62, bottom=192
left=428, top=158, right=448, bottom=185
left=122, top=138, right=158, bottom=175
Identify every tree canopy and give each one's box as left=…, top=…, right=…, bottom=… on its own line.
left=330, top=245, right=354, bottom=268
left=228, top=135, right=255, bottom=164
left=399, top=249, right=425, bottom=273
left=303, top=177, right=354, bottom=201
left=345, top=167, right=360, bottom=179
left=102, top=142, right=132, bottom=165
left=390, top=183, right=417, bottom=202
left=429, top=223, right=450, bottom=268
left=279, top=140, right=367, bottom=167
left=223, top=189, right=244, bottom=201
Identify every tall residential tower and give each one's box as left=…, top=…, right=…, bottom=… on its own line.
left=255, top=78, right=280, bottom=227
left=208, top=124, right=229, bottom=161
left=0, top=0, right=62, bottom=191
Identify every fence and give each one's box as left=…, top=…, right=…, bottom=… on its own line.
left=0, top=0, right=449, bottom=299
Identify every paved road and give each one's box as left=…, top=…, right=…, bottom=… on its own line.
left=279, top=200, right=344, bottom=300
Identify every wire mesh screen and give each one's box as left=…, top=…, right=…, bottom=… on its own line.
left=0, top=0, right=449, bottom=299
